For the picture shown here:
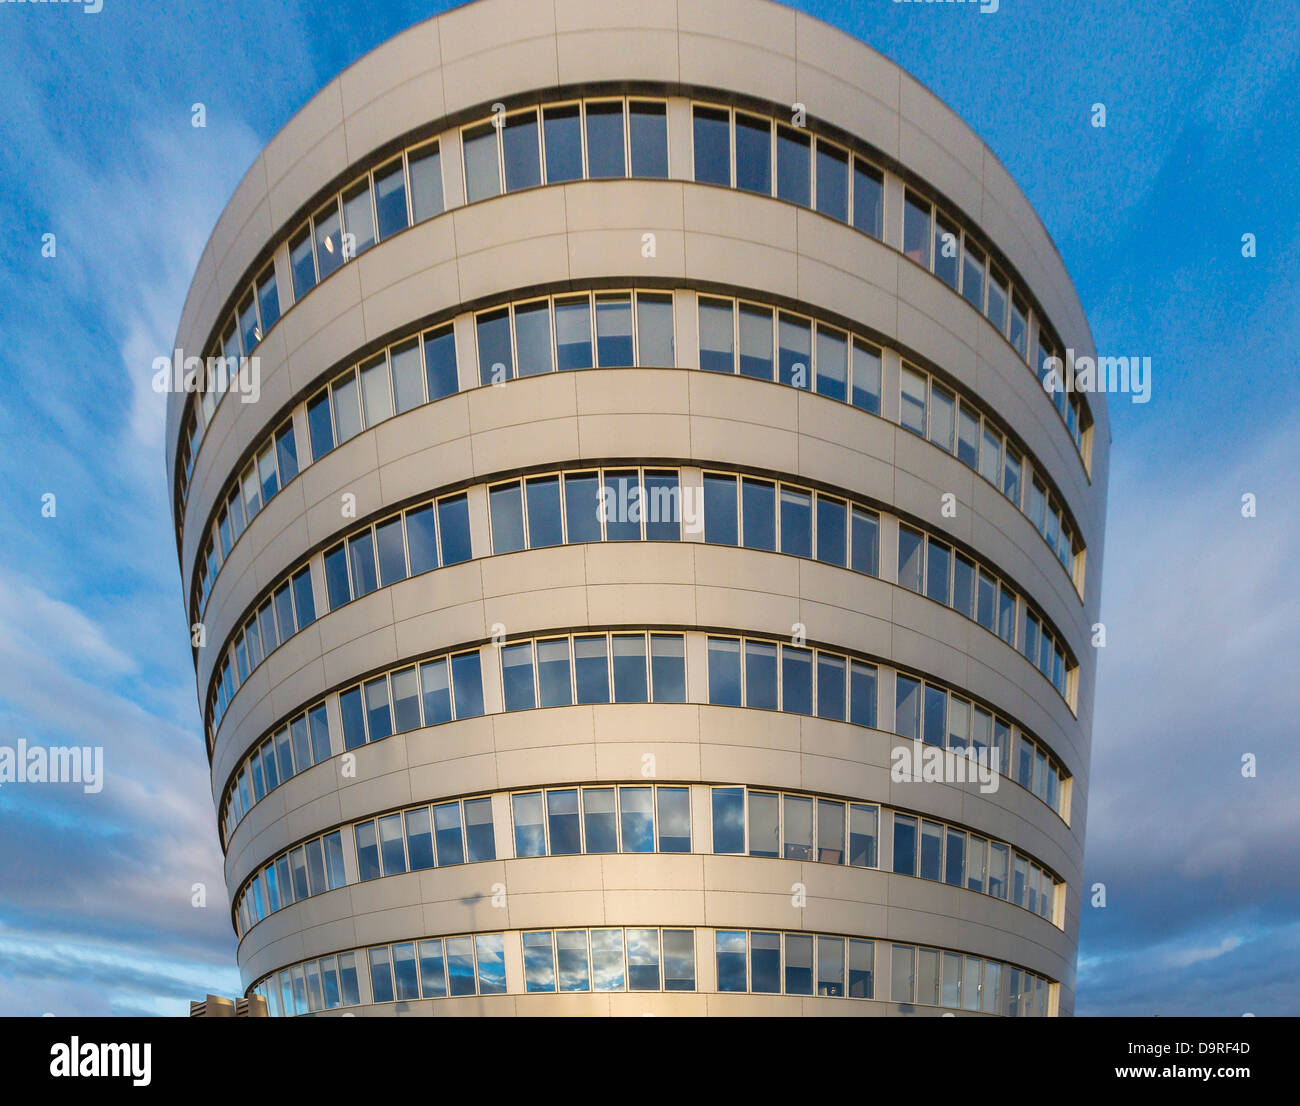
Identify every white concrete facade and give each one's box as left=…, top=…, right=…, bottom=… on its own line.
left=167, top=0, right=1108, bottom=1016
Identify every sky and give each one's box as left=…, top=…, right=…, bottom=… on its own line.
left=0, top=0, right=1295, bottom=1016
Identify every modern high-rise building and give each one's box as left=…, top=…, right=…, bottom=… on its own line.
left=167, top=0, right=1107, bottom=1016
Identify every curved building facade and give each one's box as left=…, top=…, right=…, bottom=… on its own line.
left=166, top=0, right=1108, bottom=1017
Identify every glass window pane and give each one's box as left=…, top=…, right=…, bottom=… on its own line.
left=923, top=541, right=950, bottom=607
left=490, top=482, right=525, bottom=553
left=313, top=200, right=344, bottom=280
left=934, top=212, right=959, bottom=290
left=703, top=473, right=738, bottom=546
left=707, top=637, right=742, bottom=706
left=368, top=948, right=394, bottom=1004
left=629, top=101, right=668, bottom=178
left=717, top=930, right=747, bottom=993
left=657, top=787, right=691, bottom=853
left=744, top=640, right=778, bottom=711
left=698, top=298, right=734, bottom=373
left=408, top=143, right=444, bottom=222
left=957, top=404, right=980, bottom=468
left=543, top=104, right=583, bottom=182
left=404, top=503, right=437, bottom=576
left=289, top=228, right=316, bottom=300
left=928, top=383, right=955, bottom=452
left=892, top=815, right=917, bottom=876
left=537, top=638, right=573, bottom=708
left=850, top=508, right=879, bottom=577
left=784, top=794, right=813, bottom=860
left=816, top=142, right=849, bottom=221
left=563, top=472, right=601, bottom=543
left=419, top=940, right=447, bottom=998
left=375, top=516, right=407, bottom=587
left=900, top=366, right=927, bottom=435
left=920, top=820, right=943, bottom=880
left=815, top=326, right=848, bottom=401
left=555, top=296, right=593, bottom=370
left=779, top=487, right=812, bottom=558
left=903, top=191, right=930, bottom=267
left=735, top=112, right=771, bottom=195
left=438, top=494, right=472, bottom=565
left=620, top=786, right=654, bottom=853
left=895, top=674, right=921, bottom=742
left=391, top=666, right=421, bottom=732
left=419, top=657, right=452, bottom=725
left=463, top=122, right=501, bottom=202
left=432, top=802, right=464, bottom=866
left=477, top=308, right=513, bottom=385
left=583, top=787, right=618, bottom=853
left=501, top=641, right=536, bottom=711
left=987, top=428, right=1008, bottom=493
left=476, top=935, right=507, bottom=995
left=556, top=930, right=590, bottom=992
left=850, top=662, right=878, bottom=728
left=785, top=933, right=813, bottom=995
left=514, top=299, right=553, bottom=378
left=374, top=159, right=408, bottom=241
left=586, top=101, right=626, bottom=178
left=446, top=937, right=476, bottom=997
left=953, top=553, right=976, bottom=619
left=945, top=828, right=966, bottom=886
left=627, top=928, right=661, bottom=991
left=752, top=932, right=780, bottom=994
left=776, top=125, right=810, bottom=206
left=853, top=160, right=884, bottom=238
left=347, top=531, right=377, bottom=599
left=523, top=931, right=557, bottom=993
left=378, top=813, right=405, bottom=875
left=692, top=105, right=731, bottom=186
left=513, top=791, right=545, bottom=857
left=636, top=292, right=674, bottom=366
left=741, top=478, right=776, bottom=551
left=544, top=789, right=580, bottom=856
left=451, top=651, right=484, bottom=718
left=778, top=314, right=811, bottom=389
left=712, top=787, right=745, bottom=854
left=524, top=475, right=563, bottom=548
left=738, top=303, right=773, bottom=380
left=591, top=929, right=626, bottom=991
left=749, top=791, right=779, bottom=858
left=342, top=182, right=376, bottom=258
left=595, top=294, right=634, bottom=366
left=923, top=685, right=947, bottom=747
left=851, top=339, right=881, bottom=414
left=389, top=339, right=424, bottom=414
left=406, top=807, right=435, bottom=870
left=963, top=239, right=986, bottom=311
left=898, top=526, right=924, bottom=593
left=612, top=634, right=648, bottom=703
left=816, top=653, right=846, bottom=721
left=574, top=635, right=610, bottom=704
left=849, top=804, right=878, bottom=867
left=817, top=799, right=845, bottom=863
left=503, top=110, right=541, bottom=192
left=663, top=930, right=695, bottom=991
left=817, top=935, right=845, bottom=996
left=602, top=469, right=640, bottom=541
left=650, top=633, right=686, bottom=702
left=423, top=325, right=458, bottom=401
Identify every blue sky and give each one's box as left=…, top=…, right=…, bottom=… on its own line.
left=0, top=0, right=1295, bottom=1016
